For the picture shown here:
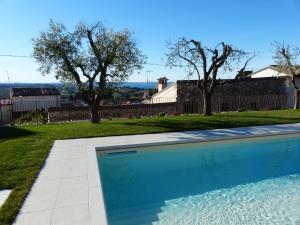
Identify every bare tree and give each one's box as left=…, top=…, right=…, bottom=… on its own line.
left=167, top=38, right=250, bottom=116
left=273, top=42, right=300, bottom=109
left=33, top=20, right=146, bottom=123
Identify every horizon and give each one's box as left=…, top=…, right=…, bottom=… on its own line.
left=1, top=0, right=300, bottom=83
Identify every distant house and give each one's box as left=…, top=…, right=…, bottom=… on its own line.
left=146, top=77, right=177, bottom=103
left=146, top=68, right=298, bottom=110
left=250, top=65, right=300, bottom=79
left=10, top=88, right=61, bottom=112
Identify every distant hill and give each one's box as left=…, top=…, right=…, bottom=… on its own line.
left=120, top=82, right=157, bottom=89
left=0, top=82, right=158, bottom=97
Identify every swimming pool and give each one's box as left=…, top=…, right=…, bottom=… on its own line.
left=97, top=134, right=300, bottom=225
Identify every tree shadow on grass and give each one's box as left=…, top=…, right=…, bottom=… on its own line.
left=0, top=126, right=37, bottom=140
left=214, top=114, right=300, bottom=121
left=118, top=119, right=249, bottom=132
left=118, top=114, right=300, bottom=133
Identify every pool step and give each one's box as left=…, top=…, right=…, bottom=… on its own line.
left=153, top=197, right=205, bottom=224
left=109, top=202, right=165, bottom=225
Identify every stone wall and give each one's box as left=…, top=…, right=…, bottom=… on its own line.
left=177, top=77, right=290, bottom=102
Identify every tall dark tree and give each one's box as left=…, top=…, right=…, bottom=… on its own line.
left=167, top=38, right=250, bottom=116
left=273, top=42, right=300, bottom=109
left=33, top=20, right=145, bottom=123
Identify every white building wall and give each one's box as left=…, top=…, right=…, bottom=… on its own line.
left=251, top=68, right=287, bottom=78
left=150, top=84, right=177, bottom=103
left=11, top=95, right=61, bottom=112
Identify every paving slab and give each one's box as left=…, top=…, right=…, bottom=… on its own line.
left=0, top=190, right=11, bottom=208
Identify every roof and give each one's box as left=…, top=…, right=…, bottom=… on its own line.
left=177, top=77, right=287, bottom=84
left=271, top=65, right=300, bottom=75
left=150, top=82, right=176, bottom=98
left=0, top=98, right=11, bottom=105
left=11, top=88, right=60, bottom=97
left=250, top=65, right=300, bottom=77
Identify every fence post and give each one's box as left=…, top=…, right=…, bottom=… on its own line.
left=275, top=95, right=279, bottom=109
left=0, top=103, right=2, bottom=126
left=68, top=104, right=71, bottom=121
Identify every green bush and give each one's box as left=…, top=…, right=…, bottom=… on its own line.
left=15, top=110, right=47, bottom=124
left=158, top=112, right=166, bottom=117
left=237, top=108, right=246, bottom=112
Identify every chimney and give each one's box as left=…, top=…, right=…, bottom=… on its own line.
left=157, top=77, right=168, bottom=92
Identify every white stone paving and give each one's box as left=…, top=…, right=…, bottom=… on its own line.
left=12, top=123, right=300, bottom=225
left=0, top=190, right=11, bottom=208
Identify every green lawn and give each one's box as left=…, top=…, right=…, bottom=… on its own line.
left=1, top=109, right=300, bottom=225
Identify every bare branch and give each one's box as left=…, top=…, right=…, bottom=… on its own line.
left=235, top=53, right=256, bottom=79
left=166, top=37, right=249, bottom=115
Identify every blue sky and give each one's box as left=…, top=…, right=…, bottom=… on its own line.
left=0, top=0, right=300, bottom=83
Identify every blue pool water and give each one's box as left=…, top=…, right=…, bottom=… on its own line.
left=97, top=134, right=300, bottom=225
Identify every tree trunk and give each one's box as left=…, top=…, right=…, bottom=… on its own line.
left=91, top=103, right=100, bottom=123
left=203, top=92, right=213, bottom=116
left=293, top=89, right=300, bottom=110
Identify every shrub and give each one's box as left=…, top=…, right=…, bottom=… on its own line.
left=237, top=108, right=246, bottom=112
left=263, top=106, right=275, bottom=111
left=172, top=112, right=181, bottom=116
left=111, top=112, right=121, bottom=118
left=15, top=110, right=47, bottom=124
left=127, top=112, right=134, bottom=119
left=158, top=112, right=166, bottom=117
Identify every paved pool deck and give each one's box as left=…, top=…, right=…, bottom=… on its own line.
left=12, top=123, right=300, bottom=225
left=0, top=190, right=11, bottom=208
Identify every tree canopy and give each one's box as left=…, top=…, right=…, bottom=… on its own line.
left=273, top=41, right=300, bottom=109
left=33, top=20, right=146, bottom=122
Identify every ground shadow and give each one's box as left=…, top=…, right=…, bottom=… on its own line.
left=0, top=126, right=36, bottom=140
left=214, top=114, right=300, bottom=121
left=116, top=114, right=300, bottom=136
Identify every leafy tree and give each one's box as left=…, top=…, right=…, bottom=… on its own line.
left=273, top=42, right=300, bottom=109
left=167, top=38, right=251, bottom=116
left=33, top=20, right=145, bottom=123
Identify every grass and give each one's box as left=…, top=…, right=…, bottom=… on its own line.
left=1, top=109, right=300, bottom=225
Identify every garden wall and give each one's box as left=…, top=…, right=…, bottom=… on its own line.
left=48, top=102, right=179, bottom=122
left=48, top=94, right=292, bottom=122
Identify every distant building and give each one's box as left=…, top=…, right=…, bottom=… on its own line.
left=250, top=65, right=300, bottom=78
left=10, top=88, right=61, bottom=112
left=146, top=77, right=177, bottom=103
left=146, top=68, right=298, bottom=109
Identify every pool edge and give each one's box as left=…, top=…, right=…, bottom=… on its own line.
left=92, top=123, right=300, bottom=225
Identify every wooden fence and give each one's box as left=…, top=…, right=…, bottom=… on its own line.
left=48, top=102, right=179, bottom=122
left=47, top=94, right=293, bottom=122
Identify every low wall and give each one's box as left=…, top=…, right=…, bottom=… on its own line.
left=47, top=94, right=292, bottom=122
left=48, top=102, right=179, bottom=122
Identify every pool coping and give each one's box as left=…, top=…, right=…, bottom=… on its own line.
left=95, top=123, right=300, bottom=151
left=0, top=190, right=11, bottom=209
left=13, top=123, right=300, bottom=225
